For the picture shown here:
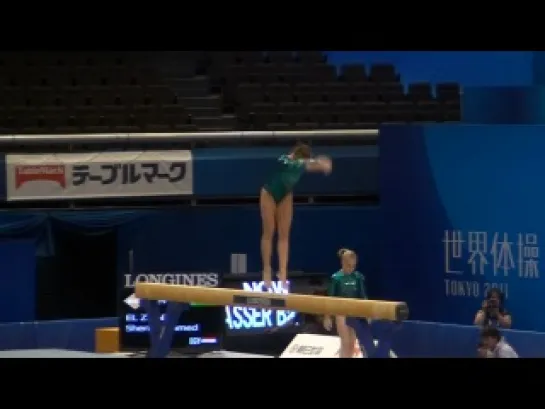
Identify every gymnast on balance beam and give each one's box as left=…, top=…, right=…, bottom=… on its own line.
left=260, top=142, right=332, bottom=290
left=324, top=248, right=367, bottom=358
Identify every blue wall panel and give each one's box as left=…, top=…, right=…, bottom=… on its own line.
left=0, top=241, right=36, bottom=322
left=379, top=124, right=545, bottom=331
left=392, top=320, right=545, bottom=358
left=327, top=51, right=533, bottom=87
left=192, top=146, right=378, bottom=197
left=117, top=206, right=381, bottom=281
left=462, top=86, right=545, bottom=124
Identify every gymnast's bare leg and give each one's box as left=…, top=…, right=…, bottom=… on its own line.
left=276, top=192, right=293, bottom=289
left=336, top=316, right=357, bottom=358
left=260, top=188, right=276, bottom=289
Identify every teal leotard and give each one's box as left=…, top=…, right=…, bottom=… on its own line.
left=263, top=155, right=306, bottom=203
left=328, top=270, right=367, bottom=299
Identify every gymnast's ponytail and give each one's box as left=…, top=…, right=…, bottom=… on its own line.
left=338, top=248, right=350, bottom=258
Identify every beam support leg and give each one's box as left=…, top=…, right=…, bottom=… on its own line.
left=141, top=300, right=188, bottom=358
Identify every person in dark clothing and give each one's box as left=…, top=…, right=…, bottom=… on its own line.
left=300, top=313, right=331, bottom=335
left=300, top=289, right=333, bottom=335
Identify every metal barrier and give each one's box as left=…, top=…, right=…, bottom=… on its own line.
left=0, top=129, right=379, bottom=146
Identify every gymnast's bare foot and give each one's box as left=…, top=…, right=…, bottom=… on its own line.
left=278, top=271, right=288, bottom=292
left=279, top=281, right=289, bottom=293
left=262, top=268, right=273, bottom=291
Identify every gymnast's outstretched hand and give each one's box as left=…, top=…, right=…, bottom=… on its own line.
left=315, top=155, right=332, bottom=175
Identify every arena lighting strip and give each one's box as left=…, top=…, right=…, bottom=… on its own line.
left=0, top=129, right=379, bottom=145
left=135, top=282, right=408, bottom=358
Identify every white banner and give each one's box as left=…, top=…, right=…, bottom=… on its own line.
left=280, top=333, right=397, bottom=358
left=6, top=151, right=193, bottom=201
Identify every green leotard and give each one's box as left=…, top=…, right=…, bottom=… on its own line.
left=328, top=270, right=367, bottom=299
left=263, top=154, right=306, bottom=203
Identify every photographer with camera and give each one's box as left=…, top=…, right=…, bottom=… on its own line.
left=473, top=288, right=512, bottom=329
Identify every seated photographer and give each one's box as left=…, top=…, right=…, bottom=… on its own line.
left=473, top=288, right=512, bottom=329
left=477, top=340, right=492, bottom=358
left=480, top=327, right=518, bottom=358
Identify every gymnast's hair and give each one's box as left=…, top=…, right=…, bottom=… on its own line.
left=292, top=142, right=312, bottom=160
left=338, top=248, right=356, bottom=258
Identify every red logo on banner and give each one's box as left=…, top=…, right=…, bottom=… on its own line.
left=15, top=165, right=66, bottom=189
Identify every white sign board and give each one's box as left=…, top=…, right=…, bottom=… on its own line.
left=6, top=151, right=193, bottom=201
left=281, top=334, right=340, bottom=358
left=280, top=334, right=397, bottom=358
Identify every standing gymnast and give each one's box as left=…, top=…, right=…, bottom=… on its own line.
left=260, top=142, right=332, bottom=289
left=324, top=248, right=367, bottom=358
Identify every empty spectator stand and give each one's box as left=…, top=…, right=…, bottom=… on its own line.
left=201, top=51, right=461, bottom=130
left=0, top=51, right=461, bottom=135
left=0, top=51, right=235, bottom=134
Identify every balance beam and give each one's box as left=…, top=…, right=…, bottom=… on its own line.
left=135, top=283, right=409, bottom=321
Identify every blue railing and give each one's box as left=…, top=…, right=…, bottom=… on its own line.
left=0, top=317, right=542, bottom=357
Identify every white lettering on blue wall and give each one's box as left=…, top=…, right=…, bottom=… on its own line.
left=224, top=281, right=297, bottom=330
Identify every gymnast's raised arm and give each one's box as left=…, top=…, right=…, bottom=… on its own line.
left=302, top=156, right=332, bottom=174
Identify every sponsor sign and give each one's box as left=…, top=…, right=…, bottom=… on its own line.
left=6, top=151, right=193, bottom=201
left=281, top=334, right=397, bottom=358
left=120, top=271, right=222, bottom=350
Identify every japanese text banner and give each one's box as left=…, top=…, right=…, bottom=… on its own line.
left=379, top=124, right=545, bottom=331
left=5, top=151, right=193, bottom=201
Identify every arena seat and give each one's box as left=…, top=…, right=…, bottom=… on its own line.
left=388, top=101, right=415, bottom=123
left=253, top=102, right=277, bottom=113
left=266, top=51, right=295, bottom=64
left=378, top=83, right=405, bottom=102
left=415, top=100, right=440, bottom=122
left=408, top=82, right=434, bottom=102
left=280, top=112, right=303, bottom=126
left=340, top=64, right=368, bottom=83
left=237, top=83, right=264, bottom=105
left=277, top=67, right=305, bottom=85
left=279, top=101, right=304, bottom=114
left=323, top=82, right=350, bottom=101
left=266, top=83, right=292, bottom=104
left=369, top=64, right=400, bottom=83
left=296, top=51, right=327, bottom=64
left=306, top=64, right=338, bottom=83
left=352, top=83, right=379, bottom=102
left=362, top=101, right=388, bottom=123
left=234, top=51, right=266, bottom=65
